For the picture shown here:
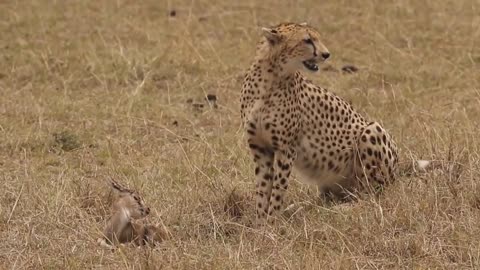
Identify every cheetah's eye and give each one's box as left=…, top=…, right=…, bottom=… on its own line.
left=304, top=38, right=313, bottom=44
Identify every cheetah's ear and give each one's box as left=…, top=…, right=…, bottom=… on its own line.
left=261, top=27, right=281, bottom=45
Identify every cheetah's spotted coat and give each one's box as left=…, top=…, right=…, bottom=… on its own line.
left=240, top=22, right=398, bottom=223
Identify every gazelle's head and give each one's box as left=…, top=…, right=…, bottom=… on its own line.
left=110, top=180, right=150, bottom=219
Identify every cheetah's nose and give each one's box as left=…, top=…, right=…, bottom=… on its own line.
left=321, top=52, right=330, bottom=60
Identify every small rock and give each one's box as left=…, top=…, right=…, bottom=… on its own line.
left=205, top=94, right=218, bottom=109
left=341, top=65, right=359, bottom=74
left=169, top=10, right=176, bottom=17
left=321, top=64, right=338, bottom=72
left=206, top=94, right=217, bottom=102
left=192, top=103, right=204, bottom=110
left=172, top=120, right=178, bottom=126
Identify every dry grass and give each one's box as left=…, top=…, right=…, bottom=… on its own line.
left=1, top=0, right=480, bottom=269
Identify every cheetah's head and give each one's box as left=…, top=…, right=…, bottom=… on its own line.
left=261, top=22, right=330, bottom=73
left=110, top=179, right=150, bottom=219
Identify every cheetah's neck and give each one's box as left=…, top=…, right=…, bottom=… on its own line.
left=253, top=56, right=303, bottom=97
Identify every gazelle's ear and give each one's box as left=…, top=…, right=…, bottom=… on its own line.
left=261, top=27, right=281, bottom=45
left=110, top=179, right=126, bottom=193
left=299, top=22, right=308, bottom=26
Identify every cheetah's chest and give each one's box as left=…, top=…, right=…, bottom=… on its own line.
left=246, top=90, right=301, bottom=149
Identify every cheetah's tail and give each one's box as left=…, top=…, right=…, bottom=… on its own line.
left=397, top=159, right=442, bottom=177
left=416, top=160, right=431, bottom=170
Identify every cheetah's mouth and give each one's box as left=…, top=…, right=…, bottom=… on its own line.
left=303, top=59, right=319, bottom=71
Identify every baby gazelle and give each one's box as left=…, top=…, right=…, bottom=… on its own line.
left=97, top=180, right=169, bottom=249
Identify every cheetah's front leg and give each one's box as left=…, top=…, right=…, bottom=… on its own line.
left=248, top=141, right=274, bottom=223
left=267, top=148, right=296, bottom=223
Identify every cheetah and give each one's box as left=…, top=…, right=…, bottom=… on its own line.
left=240, top=22, right=399, bottom=223
left=97, top=180, right=169, bottom=249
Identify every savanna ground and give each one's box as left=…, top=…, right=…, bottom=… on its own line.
left=1, top=0, right=480, bottom=269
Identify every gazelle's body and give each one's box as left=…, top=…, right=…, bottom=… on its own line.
left=97, top=180, right=169, bottom=249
